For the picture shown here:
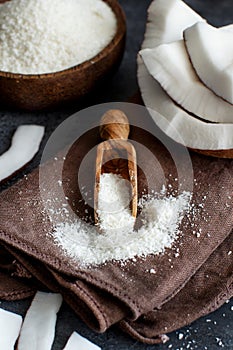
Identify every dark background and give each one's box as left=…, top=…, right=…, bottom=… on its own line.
left=0, top=0, right=232, bottom=349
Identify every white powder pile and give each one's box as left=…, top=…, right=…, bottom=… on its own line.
left=0, top=0, right=117, bottom=74
left=97, top=173, right=135, bottom=233
left=52, top=173, right=191, bottom=266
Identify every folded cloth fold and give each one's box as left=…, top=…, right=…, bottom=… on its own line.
left=0, top=116, right=232, bottom=343
left=1, top=231, right=232, bottom=344
left=119, top=230, right=233, bottom=343
left=0, top=270, right=35, bottom=301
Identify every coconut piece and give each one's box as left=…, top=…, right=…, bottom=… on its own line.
left=0, top=125, right=44, bottom=183
left=138, top=57, right=233, bottom=151
left=140, top=41, right=233, bottom=123
left=142, top=0, right=204, bottom=49
left=17, top=291, right=62, bottom=350
left=138, top=0, right=233, bottom=155
left=0, top=308, right=22, bottom=350
left=222, top=24, right=233, bottom=31
left=63, top=332, right=101, bottom=350
left=184, top=22, right=233, bottom=104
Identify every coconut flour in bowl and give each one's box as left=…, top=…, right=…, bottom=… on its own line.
left=0, top=0, right=117, bottom=74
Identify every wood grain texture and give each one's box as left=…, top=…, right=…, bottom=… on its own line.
left=0, top=0, right=126, bottom=111
left=94, top=110, right=138, bottom=228
left=100, top=109, right=130, bottom=140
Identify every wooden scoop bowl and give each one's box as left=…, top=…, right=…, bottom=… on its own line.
left=0, top=0, right=126, bottom=111
left=94, top=109, right=138, bottom=227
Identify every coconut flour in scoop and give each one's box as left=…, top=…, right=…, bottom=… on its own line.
left=52, top=173, right=191, bottom=266
left=0, top=0, right=117, bottom=74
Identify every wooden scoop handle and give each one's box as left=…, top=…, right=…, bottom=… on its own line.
left=100, top=109, right=130, bottom=140
left=94, top=109, right=138, bottom=229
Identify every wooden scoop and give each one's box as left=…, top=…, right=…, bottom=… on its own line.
left=94, top=109, right=137, bottom=227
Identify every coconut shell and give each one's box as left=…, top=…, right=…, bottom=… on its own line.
left=192, top=148, right=233, bottom=159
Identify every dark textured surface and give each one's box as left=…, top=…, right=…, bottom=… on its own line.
left=0, top=0, right=232, bottom=349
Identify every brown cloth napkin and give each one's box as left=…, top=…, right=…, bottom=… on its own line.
left=0, top=111, right=232, bottom=343
left=0, top=270, right=35, bottom=301
left=119, top=230, right=233, bottom=343
left=1, top=231, right=232, bottom=343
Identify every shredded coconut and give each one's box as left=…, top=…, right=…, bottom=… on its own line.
left=0, top=0, right=117, bottom=74
left=97, top=173, right=135, bottom=233
left=51, top=173, right=191, bottom=266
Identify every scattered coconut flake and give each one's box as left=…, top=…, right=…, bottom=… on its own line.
left=216, top=337, right=225, bottom=347
left=0, top=308, right=22, bottom=350
left=52, top=189, right=191, bottom=266
left=178, top=333, right=184, bottom=340
left=63, top=332, right=101, bottom=350
left=0, top=125, right=44, bottom=183
left=17, top=291, right=62, bottom=350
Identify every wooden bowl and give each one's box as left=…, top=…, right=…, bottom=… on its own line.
left=0, top=0, right=126, bottom=111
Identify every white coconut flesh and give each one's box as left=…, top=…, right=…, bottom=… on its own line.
left=221, top=24, right=233, bottom=31
left=184, top=22, right=233, bottom=104
left=142, top=0, right=205, bottom=50
left=0, top=308, right=22, bottom=350
left=17, top=292, right=62, bottom=350
left=0, top=125, right=44, bottom=182
left=138, top=58, right=233, bottom=150
left=138, top=0, right=233, bottom=151
left=63, top=332, right=101, bottom=350
left=140, top=41, right=233, bottom=123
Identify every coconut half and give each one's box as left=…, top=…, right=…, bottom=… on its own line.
left=140, top=41, right=233, bottom=123
left=142, top=0, right=204, bottom=50
left=0, top=125, right=44, bottom=183
left=0, top=308, right=22, bottom=350
left=184, top=22, right=233, bottom=104
left=138, top=57, right=233, bottom=151
left=17, top=292, right=62, bottom=350
left=138, top=0, right=233, bottom=156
